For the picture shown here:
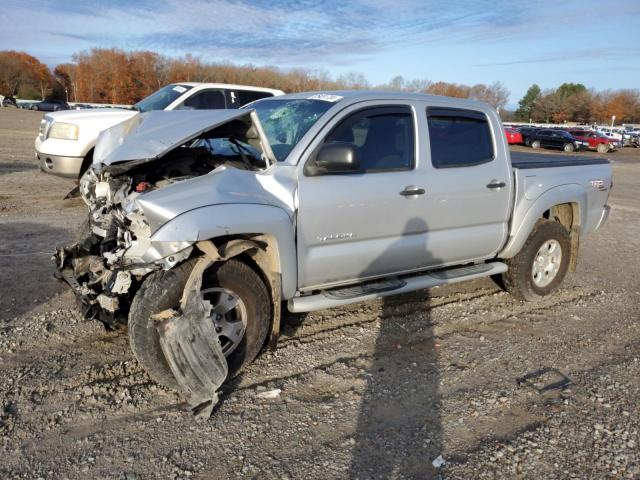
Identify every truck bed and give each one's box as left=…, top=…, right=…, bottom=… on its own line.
left=511, top=151, right=610, bottom=169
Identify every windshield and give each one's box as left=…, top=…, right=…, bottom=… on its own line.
left=245, top=99, right=335, bottom=161
left=133, top=84, right=193, bottom=112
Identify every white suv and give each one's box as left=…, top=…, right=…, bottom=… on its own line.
left=35, top=83, right=284, bottom=178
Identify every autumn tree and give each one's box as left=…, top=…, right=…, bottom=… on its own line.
left=54, top=63, right=79, bottom=102
left=0, top=50, right=51, bottom=99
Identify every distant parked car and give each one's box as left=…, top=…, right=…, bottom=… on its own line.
left=597, top=127, right=624, bottom=143
left=31, top=99, right=70, bottom=112
left=568, top=129, right=619, bottom=153
left=2, top=97, right=17, bottom=108
left=530, top=129, right=588, bottom=152
left=518, top=126, right=538, bottom=146
left=504, top=127, right=523, bottom=144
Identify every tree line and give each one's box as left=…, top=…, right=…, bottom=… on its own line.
left=1, top=48, right=638, bottom=123
left=515, top=83, right=640, bottom=124
left=0, top=48, right=511, bottom=109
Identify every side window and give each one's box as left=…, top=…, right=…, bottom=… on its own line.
left=180, top=89, right=226, bottom=110
left=427, top=108, right=494, bottom=168
left=232, top=90, right=274, bottom=107
left=317, top=106, right=415, bottom=173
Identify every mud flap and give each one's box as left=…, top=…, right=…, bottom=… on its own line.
left=154, top=255, right=228, bottom=420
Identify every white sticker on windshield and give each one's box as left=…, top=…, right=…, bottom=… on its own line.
left=173, top=86, right=187, bottom=93
left=307, top=93, right=343, bottom=102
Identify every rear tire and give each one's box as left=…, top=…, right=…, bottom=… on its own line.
left=500, top=220, right=571, bottom=301
left=129, top=258, right=271, bottom=389
left=531, top=140, right=541, bottom=149
left=563, top=143, right=575, bottom=153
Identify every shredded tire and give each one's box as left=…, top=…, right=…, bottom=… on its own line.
left=501, top=220, right=571, bottom=301
left=129, top=258, right=271, bottom=390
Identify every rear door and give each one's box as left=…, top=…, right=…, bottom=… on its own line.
left=538, top=130, right=552, bottom=147
left=419, top=106, right=512, bottom=265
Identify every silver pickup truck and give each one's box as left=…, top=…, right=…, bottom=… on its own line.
left=55, top=91, right=612, bottom=412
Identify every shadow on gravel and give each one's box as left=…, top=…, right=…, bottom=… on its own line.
left=0, top=222, right=74, bottom=321
left=349, top=218, right=442, bottom=479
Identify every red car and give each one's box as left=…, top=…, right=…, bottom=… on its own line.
left=568, top=130, right=615, bottom=154
left=505, top=128, right=523, bottom=144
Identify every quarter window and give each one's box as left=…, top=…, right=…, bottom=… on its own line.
left=318, top=106, right=415, bottom=172
left=427, top=108, right=494, bottom=168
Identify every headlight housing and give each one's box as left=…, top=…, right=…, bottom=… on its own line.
left=48, top=122, right=79, bottom=140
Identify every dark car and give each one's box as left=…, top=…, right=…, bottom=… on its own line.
left=529, top=129, right=587, bottom=152
left=517, top=126, right=539, bottom=146
left=2, top=96, right=17, bottom=108
left=30, top=99, right=70, bottom=112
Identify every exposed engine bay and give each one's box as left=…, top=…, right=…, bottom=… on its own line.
left=54, top=114, right=271, bottom=328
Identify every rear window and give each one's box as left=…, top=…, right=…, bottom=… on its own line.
left=235, top=90, right=274, bottom=107
left=427, top=108, right=494, bottom=168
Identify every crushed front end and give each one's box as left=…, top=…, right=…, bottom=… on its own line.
left=54, top=167, right=193, bottom=328
left=52, top=109, right=274, bottom=329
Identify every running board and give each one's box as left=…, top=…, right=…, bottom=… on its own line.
left=288, top=262, right=507, bottom=313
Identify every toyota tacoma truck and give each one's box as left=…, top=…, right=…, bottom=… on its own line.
left=35, top=82, right=284, bottom=178
left=54, top=91, right=612, bottom=414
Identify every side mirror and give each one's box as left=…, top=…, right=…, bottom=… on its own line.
left=311, top=142, right=359, bottom=174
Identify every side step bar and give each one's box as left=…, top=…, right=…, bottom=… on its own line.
left=288, top=262, right=507, bottom=313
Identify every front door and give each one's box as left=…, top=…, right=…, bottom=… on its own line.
left=296, top=104, right=428, bottom=290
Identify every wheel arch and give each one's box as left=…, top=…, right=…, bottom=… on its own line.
left=197, top=235, right=285, bottom=349
left=151, top=203, right=297, bottom=298
left=500, top=185, right=585, bottom=270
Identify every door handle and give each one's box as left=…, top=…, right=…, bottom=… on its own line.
left=400, top=186, right=426, bottom=196
left=486, top=181, right=506, bottom=189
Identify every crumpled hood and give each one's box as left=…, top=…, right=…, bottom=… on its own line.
left=93, top=109, right=276, bottom=169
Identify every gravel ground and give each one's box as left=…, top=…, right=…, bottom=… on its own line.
left=0, top=108, right=638, bottom=479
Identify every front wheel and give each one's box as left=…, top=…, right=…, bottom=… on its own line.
left=597, top=143, right=610, bottom=154
left=500, top=220, right=570, bottom=301
left=129, top=258, right=271, bottom=389
left=563, top=143, right=575, bottom=153
left=531, top=140, right=541, bottom=149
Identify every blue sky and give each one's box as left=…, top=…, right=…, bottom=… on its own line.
left=3, top=0, right=639, bottom=108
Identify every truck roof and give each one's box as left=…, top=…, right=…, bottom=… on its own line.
left=272, top=90, right=494, bottom=109
left=176, top=82, right=284, bottom=95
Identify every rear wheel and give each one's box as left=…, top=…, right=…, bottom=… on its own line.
left=129, top=258, right=271, bottom=389
left=500, top=220, right=570, bottom=301
left=563, top=143, right=575, bottom=153
left=531, top=140, right=541, bottom=149
left=597, top=143, right=609, bottom=154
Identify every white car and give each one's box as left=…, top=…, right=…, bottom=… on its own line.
left=35, top=83, right=284, bottom=178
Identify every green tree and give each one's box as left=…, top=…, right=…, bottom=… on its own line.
left=515, top=84, right=541, bottom=121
